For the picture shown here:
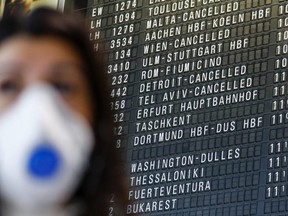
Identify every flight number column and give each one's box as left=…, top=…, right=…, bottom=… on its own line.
left=106, top=1, right=142, bottom=215
left=87, top=1, right=141, bottom=215
left=107, top=0, right=141, bottom=151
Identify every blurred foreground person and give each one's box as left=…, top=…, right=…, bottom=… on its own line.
left=0, top=7, right=127, bottom=216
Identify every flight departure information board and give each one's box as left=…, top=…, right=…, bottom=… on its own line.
left=84, top=0, right=288, bottom=215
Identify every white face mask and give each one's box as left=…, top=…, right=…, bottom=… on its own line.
left=0, top=84, right=94, bottom=211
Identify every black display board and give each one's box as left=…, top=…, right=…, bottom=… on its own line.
left=83, top=0, right=288, bottom=215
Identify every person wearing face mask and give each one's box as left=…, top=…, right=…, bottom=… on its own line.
left=0, top=7, right=128, bottom=216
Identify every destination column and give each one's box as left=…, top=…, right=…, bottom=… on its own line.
left=128, top=0, right=272, bottom=215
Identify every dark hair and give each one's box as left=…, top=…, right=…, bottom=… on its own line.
left=0, top=7, right=128, bottom=216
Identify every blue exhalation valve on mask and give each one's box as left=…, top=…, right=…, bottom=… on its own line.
left=27, top=143, right=61, bottom=179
